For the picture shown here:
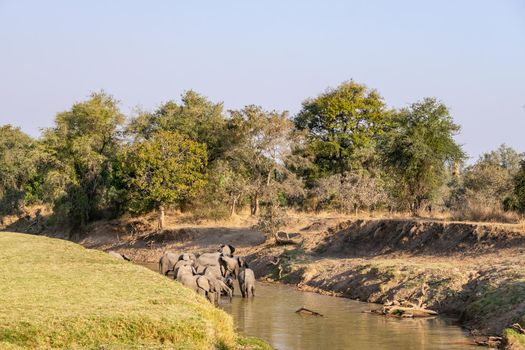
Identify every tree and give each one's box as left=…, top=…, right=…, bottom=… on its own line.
left=126, top=90, right=226, bottom=162
left=256, top=204, right=289, bottom=242
left=381, top=98, right=464, bottom=212
left=0, top=125, right=40, bottom=214
left=311, top=172, right=388, bottom=214
left=294, top=81, right=390, bottom=180
left=118, top=130, right=207, bottom=229
left=480, top=144, right=524, bottom=175
left=40, top=92, right=124, bottom=227
left=444, top=146, right=524, bottom=216
left=227, top=105, right=296, bottom=215
left=457, top=146, right=522, bottom=211
left=506, top=161, right=525, bottom=213
left=190, top=160, right=249, bottom=219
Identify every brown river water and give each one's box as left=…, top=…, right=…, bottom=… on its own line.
left=140, top=263, right=476, bottom=350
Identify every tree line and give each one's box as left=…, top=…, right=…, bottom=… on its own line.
left=1, top=81, right=524, bottom=230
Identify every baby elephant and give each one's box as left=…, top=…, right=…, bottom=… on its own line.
left=238, top=268, right=255, bottom=298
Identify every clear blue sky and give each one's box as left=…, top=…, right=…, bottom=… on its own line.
left=1, top=0, right=524, bottom=160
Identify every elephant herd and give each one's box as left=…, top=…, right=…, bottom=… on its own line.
left=158, top=244, right=255, bottom=304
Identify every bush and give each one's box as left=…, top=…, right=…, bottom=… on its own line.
left=452, top=202, right=520, bottom=223
left=310, top=172, right=388, bottom=214
left=256, top=205, right=289, bottom=241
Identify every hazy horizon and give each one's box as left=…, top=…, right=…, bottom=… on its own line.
left=1, top=0, right=524, bottom=160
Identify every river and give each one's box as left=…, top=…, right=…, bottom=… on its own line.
left=140, top=263, right=475, bottom=350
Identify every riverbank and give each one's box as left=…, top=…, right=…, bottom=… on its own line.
left=247, top=218, right=525, bottom=349
left=2, top=211, right=525, bottom=349
left=0, top=232, right=272, bottom=350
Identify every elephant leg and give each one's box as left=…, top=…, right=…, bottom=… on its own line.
left=225, top=287, right=233, bottom=301
left=251, top=285, right=255, bottom=297
left=207, top=292, right=217, bottom=304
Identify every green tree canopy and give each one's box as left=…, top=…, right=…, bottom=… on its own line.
left=294, top=81, right=390, bottom=179
left=127, top=90, right=226, bottom=162
left=453, top=145, right=524, bottom=211
left=480, top=144, right=524, bottom=175
left=0, top=125, right=40, bottom=214
left=41, top=92, right=124, bottom=227
left=227, top=105, right=296, bottom=214
left=381, top=98, right=464, bottom=212
left=118, top=130, right=207, bottom=228
left=505, top=161, right=525, bottom=213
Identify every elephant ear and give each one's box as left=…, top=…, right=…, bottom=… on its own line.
left=197, top=276, right=211, bottom=291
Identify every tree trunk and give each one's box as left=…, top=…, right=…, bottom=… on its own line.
left=158, top=205, right=165, bottom=230
left=230, top=195, right=238, bottom=216
left=266, top=168, right=272, bottom=186
left=251, top=194, right=259, bottom=216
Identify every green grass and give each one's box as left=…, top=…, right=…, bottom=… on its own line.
left=236, top=337, right=273, bottom=350
left=504, top=328, right=525, bottom=349
left=0, top=232, right=244, bottom=350
left=465, top=280, right=525, bottom=315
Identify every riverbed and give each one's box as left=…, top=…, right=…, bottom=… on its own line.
left=139, top=262, right=475, bottom=350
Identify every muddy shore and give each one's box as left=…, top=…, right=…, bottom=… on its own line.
left=3, top=213, right=525, bottom=349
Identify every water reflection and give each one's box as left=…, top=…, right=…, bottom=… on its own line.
left=138, top=263, right=475, bottom=350
left=220, top=283, right=475, bottom=350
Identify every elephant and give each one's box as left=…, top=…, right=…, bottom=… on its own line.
left=121, top=254, right=132, bottom=261
left=223, top=277, right=235, bottom=296
left=179, top=253, right=196, bottom=262
left=173, top=260, right=195, bottom=279
left=178, top=271, right=223, bottom=304
left=178, top=274, right=201, bottom=293
left=237, top=256, right=248, bottom=268
left=219, top=255, right=246, bottom=279
left=214, top=278, right=233, bottom=302
left=175, top=264, right=196, bottom=281
left=108, top=251, right=131, bottom=261
left=238, top=268, right=255, bottom=298
left=195, top=275, right=222, bottom=304
left=217, top=244, right=235, bottom=257
left=203, top=265, right=222, bottom=280
left=195, top=264, right=207, bottom=275
left=195, top=252, right=221, bottom=267
left=159, top=252, right=179, bottom=275
left=174, top=259, right=193, bottom=269
left=203, top=266, right=234, bottom=298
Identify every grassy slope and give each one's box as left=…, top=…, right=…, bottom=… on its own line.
left=0, top=232, right=268, bottom=350
left=504, top=329, right=525, bottom=350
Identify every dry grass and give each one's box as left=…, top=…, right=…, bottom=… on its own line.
left=451, top=204, right=521, bottom=224
left=284, top=208, right=525, bottom=227
left=0, top=232, right=243, bottom=350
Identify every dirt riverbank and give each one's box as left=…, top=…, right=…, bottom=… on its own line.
left=2, top=211, right=525, bottom=349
